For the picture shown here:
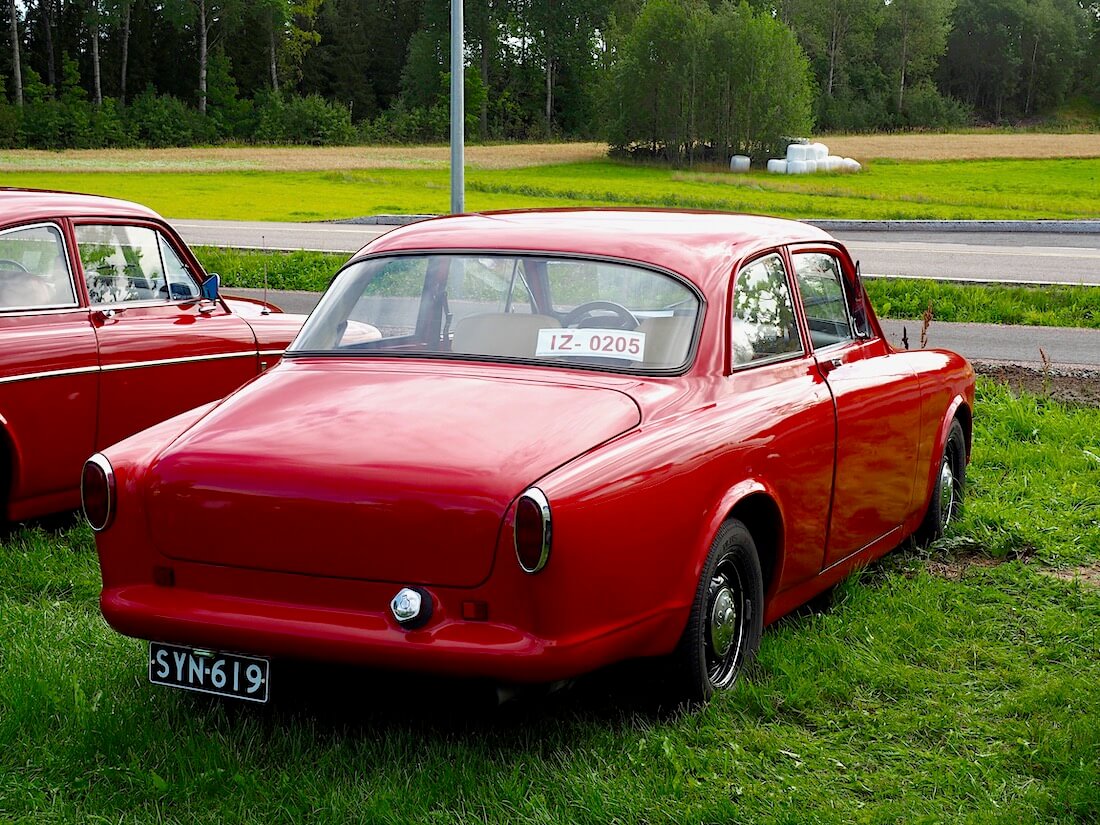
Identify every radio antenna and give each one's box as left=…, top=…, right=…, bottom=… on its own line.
left=261, top=234, right=271, bottom=315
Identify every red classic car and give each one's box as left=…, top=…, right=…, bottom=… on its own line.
left=87, top=209, right=974, bottom=704
left=0, top=188, right=305, bottom=522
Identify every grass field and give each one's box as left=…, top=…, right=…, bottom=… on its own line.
left=200, top=247, right=1100, bottom=330
left=3, top=156, right=1100, bottom=222
left=1, top=381, right=1098, bottom=823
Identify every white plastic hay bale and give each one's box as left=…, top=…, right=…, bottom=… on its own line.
left=811, top=142, right=829, bottom=161
left=804, top=159, right=818, bottom=173
left=825, top=155, right=843, bottom=172
left=843, top=157, right=862, bottom=172
left=767, top=158, right=788, bottom=174
left=729, top=155, right=751, bottom=173
left=786, top=143, right=808, bottom=162
left=787, top=159, right=808, bottom=174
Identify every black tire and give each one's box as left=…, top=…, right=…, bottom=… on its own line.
left=915, top=419, right=967, bottom=545
left=674, top=519, right=764, bottom=704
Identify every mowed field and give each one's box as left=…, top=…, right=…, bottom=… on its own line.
left=2, top=134, right=1099, bottom=221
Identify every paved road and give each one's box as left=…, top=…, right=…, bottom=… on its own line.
left=225, top=287, right=1100, bottom=369
left=175, top=218, right=1100, bottom=286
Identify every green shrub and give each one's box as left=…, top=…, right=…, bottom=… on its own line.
left=255, top=92, right=355, bottom=145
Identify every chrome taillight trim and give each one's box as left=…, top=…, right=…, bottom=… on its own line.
left=81, top=452, right=116, bottom=532
left=514, top=487, right=552, bottom=574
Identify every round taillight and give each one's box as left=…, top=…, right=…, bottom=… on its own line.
left=514, top=488, right=551, bottom=574
left=81, top=454, right=115, bottom=532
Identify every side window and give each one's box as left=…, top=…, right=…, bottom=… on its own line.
left=792, top=252, right=853, bottom=350
left=158, top=235, right=201, bottom=300
left=0, top=224, right=77, bottom=310
left=76, top=224, right=167, bottom=305
left=732, top=254, right=802, bottom=367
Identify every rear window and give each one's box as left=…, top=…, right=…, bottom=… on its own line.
left=289, top=254, right=702, bottom=372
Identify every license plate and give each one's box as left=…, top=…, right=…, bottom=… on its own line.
left=149, top=642, right=270, bottom=703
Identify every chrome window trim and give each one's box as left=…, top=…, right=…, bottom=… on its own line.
left=0, top=221, right=80, bottom=311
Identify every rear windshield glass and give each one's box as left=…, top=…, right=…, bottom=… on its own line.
left=288, top=254, right=701, bottom=372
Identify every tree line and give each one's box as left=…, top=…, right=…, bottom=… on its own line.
left=1, top=0, right=1098, bottom=155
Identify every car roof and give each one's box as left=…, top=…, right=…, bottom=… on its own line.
left=360, top=208, right=837, bottom=291
left=0, top=188, right=163, bottom=224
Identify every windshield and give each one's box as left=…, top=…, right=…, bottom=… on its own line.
left=288, top=254, right=702, bottom=372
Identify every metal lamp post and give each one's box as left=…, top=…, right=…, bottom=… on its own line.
left=450, top=0, right=464, bottom=214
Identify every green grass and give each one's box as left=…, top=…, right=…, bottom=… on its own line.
left=201, top=247, right=1100, bottom=329
left=6, top=157, right=1100, bottom=221
left=2, top=381, right=1098, bottom=823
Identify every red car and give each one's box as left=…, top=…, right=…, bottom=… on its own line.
left=86, top=210, right=974, bottom=704
left=0, top=188, right=305, bottom=522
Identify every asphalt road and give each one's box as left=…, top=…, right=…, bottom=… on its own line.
left=225, top=287, right=1100, bottom=369
left=175, top=219, right=1100, bottom=286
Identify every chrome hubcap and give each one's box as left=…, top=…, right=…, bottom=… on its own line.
left=939, top=458, right=955, bottom=527
left=709, top=585, right=737, bottom=658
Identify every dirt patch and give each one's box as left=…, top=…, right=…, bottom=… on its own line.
left=826, top=133, right=1100, bottom=161
left=1038, top=563, right=1100, bottom=588
left=975, top=362, right=1100, bottom=407
left=0, top=143, right=608, bottom=173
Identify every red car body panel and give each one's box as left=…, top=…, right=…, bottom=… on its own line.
left=92, top=209, right=975, bottom=685
left=0, top=189, right=306, bottom=521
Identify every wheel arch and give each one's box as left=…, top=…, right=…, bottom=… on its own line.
left=702, top=481, right=785, bottom=599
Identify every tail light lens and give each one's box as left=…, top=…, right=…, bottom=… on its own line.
left=81, top=454, right=115, bottom=532
left=514, top=487, right=552, bottom=574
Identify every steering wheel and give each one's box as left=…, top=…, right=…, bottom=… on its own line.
left=0, top=259, right=28, bottom=272
left=562, top=300, right=640, bottom=330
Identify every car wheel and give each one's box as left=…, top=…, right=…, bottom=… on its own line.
left=916, top=419, right=966, bottom=545
left=674, top=519, right=764, bottom=704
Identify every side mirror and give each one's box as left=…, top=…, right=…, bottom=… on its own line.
left=201, top=272, right=221, bottom=301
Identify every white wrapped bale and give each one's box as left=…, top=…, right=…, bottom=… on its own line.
left=843, top=157, right=862, bottom=172
left=786, top=143, right=808, bottom=162
left=804, top=159, right=818, bottom=173
left=811, top=142, right=829, bottom=161
left=729, top=155, right=751, bottom=173
left=787, top=159, right=808, bottom=174
left=825, top=155, right=843, bottom=171
left=767, top=158, right=788, bottom=174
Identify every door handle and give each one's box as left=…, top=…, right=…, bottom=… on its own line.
left=820, top=356, right=843, bottom=373
left=94, top=308, right=116, bottom=322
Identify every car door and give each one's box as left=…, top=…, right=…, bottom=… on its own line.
left=0, top=221, right=98, bottom=519
left=73, top=220, right=259, bottom=450
left=789, top=246, right=921, bottom=567
left=725, top=252, right=837, bottom=590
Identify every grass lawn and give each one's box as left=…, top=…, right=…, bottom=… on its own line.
left=1, top=381, right=1098, bottom=823
left=4, top=157, right=1100, bottom=221
left=200, top=247, right=1100, bottom=330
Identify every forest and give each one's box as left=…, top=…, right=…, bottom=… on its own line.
left=1, top=0, right=1099, bottom=155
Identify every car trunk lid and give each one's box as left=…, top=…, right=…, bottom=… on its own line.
left=145, top=363, right=640, bottom=587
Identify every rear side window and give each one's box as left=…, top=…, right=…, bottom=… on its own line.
left=731, top=254, right=802, bottom=367
left=0, top=223, right=76, bottom=310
